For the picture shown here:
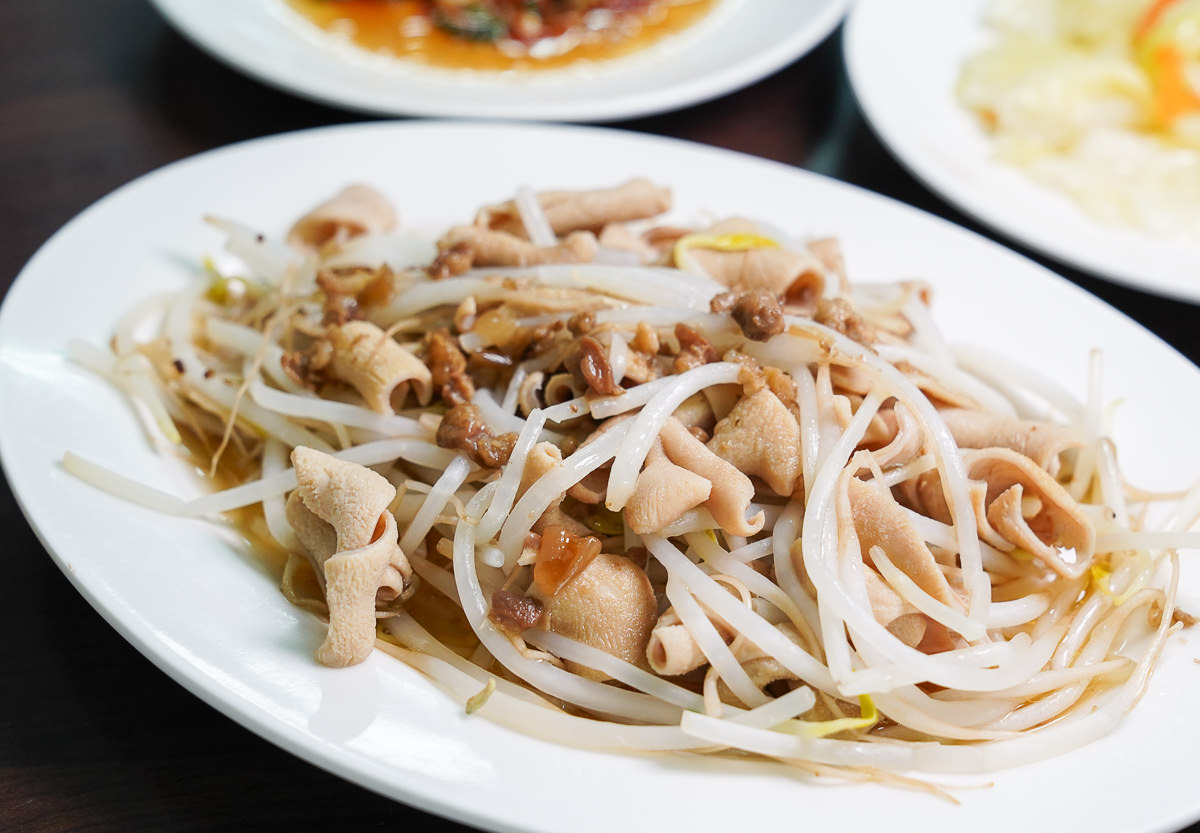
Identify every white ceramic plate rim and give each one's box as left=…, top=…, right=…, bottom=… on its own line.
left=3, top=121, right=1200, bottom=833
left=146, top=0, right=850, bottom=121
left=843, top=0, right=1200, bottom=304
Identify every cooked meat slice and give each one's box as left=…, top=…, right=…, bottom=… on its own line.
left=625, top=440, right=711, bottom=534
left=530, top=549, right=659, bottom=682
left=325, top=320, right=432, bottom=412
left=706, top=387, right=802, bottom=497
left=658, top=417, right=764, bottom=536
left=287, top=184, right=396, bottom=252
left=478, top=179, right=671, bottom=237
left=437, top=225, right=597, bottom=267
left=285, top=446, right=413, bottom=667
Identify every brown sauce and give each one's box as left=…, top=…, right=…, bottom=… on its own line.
left=174, top=424, right=292, bottom=575
left=283, top=0, right=718, bottom=72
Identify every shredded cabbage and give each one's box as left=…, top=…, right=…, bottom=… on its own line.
left=958, top=0, right=1200, bottom=241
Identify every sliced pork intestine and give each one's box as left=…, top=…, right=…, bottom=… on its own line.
left=861, top=567, right=957, bottom=653
left=669, top=392, right=717, bottom=435
left=893, top=360, right=979, bottom=410
left=841, top=474, right=962, bottom=609
left=720, top=623, right=809, bottom=694
left=565, top=467, right=608, bottom=506
left=557, top=414, right=628, bottom=508
left=476, top=178, right=672, bottom=238
left=658, top=417, right=764, bottom=537
left=324, top=320, right=432, bottom=412
left=832, top=355, right=978, bottom=412
left=518, top=441, right=590, bottom=537
left=287, top=184, right=396, bottom=253
left=706, top=386, right=801, bottom=498
left=438, top=224, right=598, bottom=268
left=806, top=236, right=850, bottom=296
left=937, top=407, right=1085, bottom=473
left=285, top=446, right=414, bottom=667
left=676, top=218, right=826, bottom=309
left=835, top=472, right=967, bottom=653
left=529, top=552, right=659, bottom=682
left=596, top=222, right=661, bottom=264
left=647, top=604, right=808, bottom=698
left=625, top=440, right=711, bottom=535
left=645, top=606, right=734, bottom=677
left=901, top=447, right=1097, bottom=579
left=852, top=401, right=925, bottom=472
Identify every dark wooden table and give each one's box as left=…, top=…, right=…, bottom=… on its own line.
left=2, top=3, right=1197, bottom=832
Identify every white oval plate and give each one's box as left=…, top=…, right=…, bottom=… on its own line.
left=147, top=0, right=849, bottom=121
left=3, top=122, right=1200, bottom=833
left=844, top=0, right=1200, bottom=304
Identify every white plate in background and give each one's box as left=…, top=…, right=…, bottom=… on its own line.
left=844, top=0, right=1200, bottom=303
left=147, top=0, right=849, bottom=121
left=3, top=121, right=1200, bottom=833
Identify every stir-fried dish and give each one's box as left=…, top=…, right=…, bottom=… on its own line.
left=958, top=0, right=1200, bottom=242
left=285, top=0, right=716, bottom=69
left=426, top=0, right=664, bottom=45
left=66, top=179, right=1198, bottom=785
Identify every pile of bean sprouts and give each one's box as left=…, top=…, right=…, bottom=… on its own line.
left=64, top=181, right=1200, bottom=789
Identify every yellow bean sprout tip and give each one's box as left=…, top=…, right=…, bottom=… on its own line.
left=1091, top=563, right=1114, bottom=597
left=465, top=677, right=497, bottom=715
left=672, top=232, right=779, bottom=267
left=783, top=694, right=878, bottom=739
